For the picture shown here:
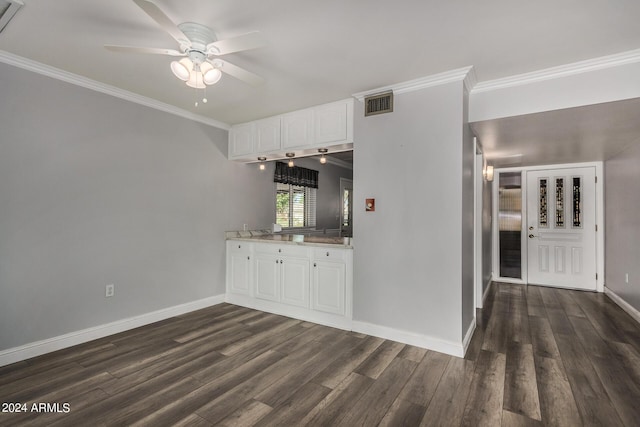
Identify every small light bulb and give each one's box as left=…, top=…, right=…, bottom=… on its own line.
left=195, top=101, right=198, bottom=107
left=320, top=155, right=327, bottom=164
left=288, top=159, right=294, bottom=167
left=203, top=98, right=208, bottom=103
left=259, top=163, right=265, bottom=171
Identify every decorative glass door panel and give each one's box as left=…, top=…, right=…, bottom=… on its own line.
left=526, top=167, right=596, bottom=290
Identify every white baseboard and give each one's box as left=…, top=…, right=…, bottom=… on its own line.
left=604, top=286, right=640, bottom=325
left=462, top=317, right=477, bottom=356
left=225, top=293, right=353, bottom=331
left=0, top=295, right=225, bottom=368
left=482, top=277, right=494, bottom=306
left=351, top=321, right=465, bottom=358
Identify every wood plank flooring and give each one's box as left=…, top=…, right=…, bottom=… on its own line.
left=1, top=282, right=639, bottom=426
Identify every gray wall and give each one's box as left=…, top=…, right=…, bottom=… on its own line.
left=461, top=88, right=475, bottom=337
left=0, top=63, right=274, bottom=351
left=288, top=157, right=353, bottom=230
left=605, top=141, right=640, bottom=311
left=482, top=171, right=493, bottom=294
left=352, top=81, right=470, bottom=345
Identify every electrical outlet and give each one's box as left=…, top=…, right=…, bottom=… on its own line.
left=105, top=284, right=115, bottom=298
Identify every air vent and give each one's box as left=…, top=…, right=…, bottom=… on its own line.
left=0, top=0, right=23, bottom=34
left=364, top=91, right=393, bottom=116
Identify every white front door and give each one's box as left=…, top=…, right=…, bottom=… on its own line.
left=526, top=167, right=597, bottom=290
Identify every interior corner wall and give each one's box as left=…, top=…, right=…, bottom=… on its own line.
left=461, top=88, right=475, bottom=338
left=0, top=63, right=274, bottom=351
left=482, top=175, right=493, bottom=293
left=352, top=81, right=466, bottom=346
left=604, top=141, right=640, bottom=312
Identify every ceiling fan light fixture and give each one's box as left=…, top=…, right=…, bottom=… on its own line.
left=170, top=58, right=191, bottom=81
left=185, top=66, right=206, bottom=89
left=202, top=65, right=222, bottom=85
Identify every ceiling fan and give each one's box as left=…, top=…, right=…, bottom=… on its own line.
left=105, top=0, right=266, bottom=89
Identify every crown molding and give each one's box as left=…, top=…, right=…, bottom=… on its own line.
left=0, top=50, right=230, bottom=131
left=352, top=66, right=475, bottom=101
left=325, top=156, right=353, bottom=170
left=472, top=48, right=640, bottom=94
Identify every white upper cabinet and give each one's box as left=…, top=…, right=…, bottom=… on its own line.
left=229, top=122, right=255, bottom=158
left=255, top=117, right=281, bottom=153
left=315, top=101, right=349, bottom=144
left=282, top=109, right=314, bottom=149
left=228, top=98, right=354, bottom=161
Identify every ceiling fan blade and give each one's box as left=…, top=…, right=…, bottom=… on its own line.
left=207, top=31, right=266, bottom=55
left=214, top=59, right=264, bottom=86
left=133, top=0, right=190, bottom=47
left=105, top=45, right=185, bottom=56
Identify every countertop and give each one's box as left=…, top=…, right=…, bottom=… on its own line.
left=227, top=233, right=353, bottom=248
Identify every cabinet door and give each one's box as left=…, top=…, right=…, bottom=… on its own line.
left=315, top=102, right=347, bottom=144
left=255, top=117, right=281, bottom=152
left=282, top=109, right=314, bottom=149
left=255, top=254, right=280, bottom=302
left=228, top=251, right=251, bottom=295
left=281, top=257, right=310, bottom=308
left=312, top=260, right=346, bottom=315
left=229, top=123, right=255, bottom=157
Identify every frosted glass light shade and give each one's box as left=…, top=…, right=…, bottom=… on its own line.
left=186, top=73, right=206, bottom=89
left=203, top=68, right=222, bottom=85
left=170, top=58, right=191, bottom=81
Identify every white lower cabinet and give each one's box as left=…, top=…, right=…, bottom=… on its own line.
left=254, top=252, right=310, bottom=307
left=312, top=260, right=346, bottom=315
left=226, top=240, right=352, bottom=328
left=254, top=253, right=280, bottom=302
left=280, top=257, right=310, bottom=308
left=226, top=242, right=252, bottom=295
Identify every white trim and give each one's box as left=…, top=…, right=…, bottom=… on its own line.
left=326, top=156, right=353, bottom=170
left=474, top=147, right=484, bottom=308
left=352, top=66, right=475, bottom=101
left=0, top=295, right=225, bottom=367
left=226, top=293, right=353, bottom=331
left=604, top=287, right=640, bottom=325
left=352, top=321, right=465, bottom=358
left=482, top=277, right=494, bottom=306
left=462, top=317, right=477, bottom=356
left=0, top=50, right=230, bottom=131
left=472, top=48, right=640, bottom=94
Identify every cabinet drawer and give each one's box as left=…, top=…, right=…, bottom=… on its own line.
left=254, top=243, right=309, bottom=258
left=313, top=248, right=346, bottom=262
left=228, top=241, right=251, bottom=252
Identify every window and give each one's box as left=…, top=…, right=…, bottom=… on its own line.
left=276, top=183, right=316, bottom=228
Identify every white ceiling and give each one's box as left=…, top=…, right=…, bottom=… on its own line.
left=1, top=0, right=640, bottom=165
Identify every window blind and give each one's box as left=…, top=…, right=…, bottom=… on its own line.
left=274, top=162, right=319, bottom=188
left=276, top=182, right=316, bottom=228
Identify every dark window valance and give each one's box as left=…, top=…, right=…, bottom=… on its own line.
left=274, top=162, right=319, bottom=189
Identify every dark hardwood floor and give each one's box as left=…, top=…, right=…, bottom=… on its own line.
left=1, top=282, right=640, bottom=426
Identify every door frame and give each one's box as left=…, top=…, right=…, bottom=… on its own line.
left=491, top=161, right=604, bottom=292
left=339, top=178, right=353, bottom=236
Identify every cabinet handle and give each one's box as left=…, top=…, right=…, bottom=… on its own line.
left=314, top=263, right=317, bottom=267
left=278, top=248, right=282, bottom=253
left=326, top=252, right=330, bottom=256
left=276, top=259, right=278, bottom=264
left=238, top=244, right=241, bottom=249
left=280, top=260, right=283, bottom=264
left=247, top=256, right=250, bottom=260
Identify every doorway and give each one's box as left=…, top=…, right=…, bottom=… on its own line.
left=493, top=164, right=601, bottom=291
left=525, top=166, right=597, bottom=290
left=340, top=178, right=353, bottom=237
